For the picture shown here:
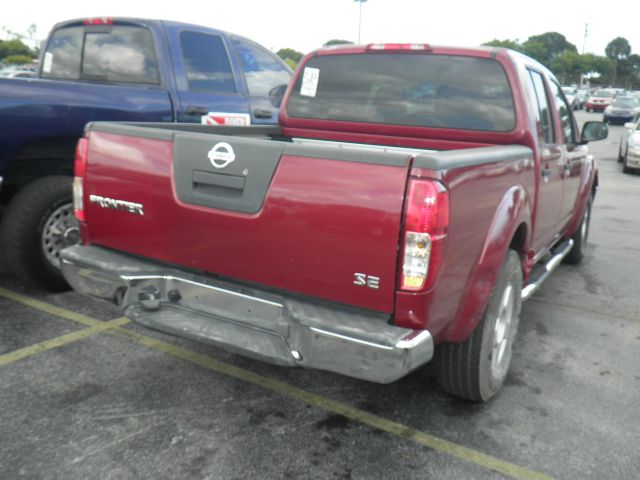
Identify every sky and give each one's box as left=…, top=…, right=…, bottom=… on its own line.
left=2, top=0, right=638, bottom=58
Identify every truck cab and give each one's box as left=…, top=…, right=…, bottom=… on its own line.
left=0, top=17, right=292, bottom=290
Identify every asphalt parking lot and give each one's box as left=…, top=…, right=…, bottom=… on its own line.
left=1, top=110, right=638, bottom=480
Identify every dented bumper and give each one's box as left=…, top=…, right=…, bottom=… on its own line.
left=60, top=245, right=434, bottom=384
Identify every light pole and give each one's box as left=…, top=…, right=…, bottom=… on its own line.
left=355, top=0, right=369, bottom=44
left=580, top=23, right=588, bottom=87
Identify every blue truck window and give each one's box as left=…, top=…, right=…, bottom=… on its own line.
left=82, top=27, right=159, bottom=84
left=180, top=31, right=236, bottom=93
left=231, top=38, right=291, bottom=97
left=42, top=26, right=158, bottom=83
left=41, top=27, right=83, bottom=79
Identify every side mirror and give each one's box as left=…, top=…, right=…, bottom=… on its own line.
left=268, top=83, right=288, bottom=108
left=268, top=84, right=288, bottom=98
left=580, top=121, right=608, bottom=143
left=624, top=122, right=635, bottom=129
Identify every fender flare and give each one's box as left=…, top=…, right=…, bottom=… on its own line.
left=564, top=154, right=597, bottom=238
left=440, top=184, right=531, bottom=343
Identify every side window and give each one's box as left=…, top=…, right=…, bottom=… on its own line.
left=82, top=27, right=159, bottom=83
left=180, top=31, right=236, bottom=93
left=528, top=70, right=555, bottom=144
left=231, top=38, right=291, bottom=97
left=41, top=27, right=83, bottom=79
left=550, top=81, right=576, bottom=143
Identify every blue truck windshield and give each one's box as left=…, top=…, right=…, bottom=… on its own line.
left=287, top=53, right=516, bottom=132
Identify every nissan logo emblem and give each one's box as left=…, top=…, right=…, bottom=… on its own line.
left=208, top=142, right=235, bottom=169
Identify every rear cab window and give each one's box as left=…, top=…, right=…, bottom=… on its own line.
left=286, top=53, right=516, bottom=132
left=42, top=24, right=160, bottom=84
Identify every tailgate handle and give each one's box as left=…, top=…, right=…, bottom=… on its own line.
left=193, top=170, right=245, bottom=197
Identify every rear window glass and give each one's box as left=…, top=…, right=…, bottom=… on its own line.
left=42, top=26, right=159, bottom=84
left=286, top=53, right=516, bottom=132
left=612, top=98, right=638, bottom=108
left=41, top=27, right=83, bottom=79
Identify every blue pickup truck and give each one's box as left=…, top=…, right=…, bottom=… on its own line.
left=0, top=17, right=291, bottom=289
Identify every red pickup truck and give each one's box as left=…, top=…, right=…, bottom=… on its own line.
left=61, top=44, right=607, bottom=401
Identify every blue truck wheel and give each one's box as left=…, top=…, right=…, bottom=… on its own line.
left=0, top=176, right=77, bottom=290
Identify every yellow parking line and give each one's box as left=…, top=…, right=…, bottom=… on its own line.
left=0, top=287, right=101, bottom=327
left=0, top=288, right=552, bottom=480
left=0, top=317, right=129, bottom=366
left=116, top=327, right=552, bottom=480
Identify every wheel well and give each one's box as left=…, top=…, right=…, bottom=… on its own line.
left=0, top=137, right=77, bottom=206
left=509, top=223, right=527, bottom=255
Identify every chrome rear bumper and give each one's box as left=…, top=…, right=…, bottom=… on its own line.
left=60, top=245, right=434, bottom=384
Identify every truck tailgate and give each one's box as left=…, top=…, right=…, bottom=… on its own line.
left=83, top=126, right=413, bottom=313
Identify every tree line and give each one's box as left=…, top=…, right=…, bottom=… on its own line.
left=0, top=25, right=38, bottom=65
left=483, top=32, right=639, bottom=88
left=0, top=38, right=37, bottom=65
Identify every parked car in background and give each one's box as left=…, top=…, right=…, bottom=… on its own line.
left=603, top=96, right=640, bottom=124
left=585, top=89, right=615, bottom=112
left=562, top=86, right=580, bottom=110
left=0, top=65, right=36, bottom=78
left=0, top=17, right=292, bottom=290
left=576, top=88, right=589, bottom=106
left=618, top=117, right=640, bottom=173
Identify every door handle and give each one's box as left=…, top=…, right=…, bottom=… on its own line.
left=186, top=105, right=209, bottom=116
left=254, top=109, right=273, bottom=119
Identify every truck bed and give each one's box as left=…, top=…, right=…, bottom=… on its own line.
left=81, top=122, right=416, bottom=313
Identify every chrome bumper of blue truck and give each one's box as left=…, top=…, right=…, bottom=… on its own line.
left=60, top=245, right=434, bottom=384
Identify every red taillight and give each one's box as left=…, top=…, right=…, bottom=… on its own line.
left=366, top=43, right=431, bottom=51
left=74, top=138, right=88, bottom=177
left=83, top=18, right=113, bottom=25
left=73, top=138, right=88, bottom=222
left=400, top=179, right=449, bottom=291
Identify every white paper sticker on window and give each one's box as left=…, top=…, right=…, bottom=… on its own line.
left=300, top=67, right=320, bottom=97
left=43, top=52, right=53, bottom=74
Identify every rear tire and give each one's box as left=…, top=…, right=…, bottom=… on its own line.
left=622, top=154, right=633, bottom=174
left=435, top=250, right=522, bottom=402
left=564, top=194, right=592, bottom=265
left=0, top=176, right=77, bottom=291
